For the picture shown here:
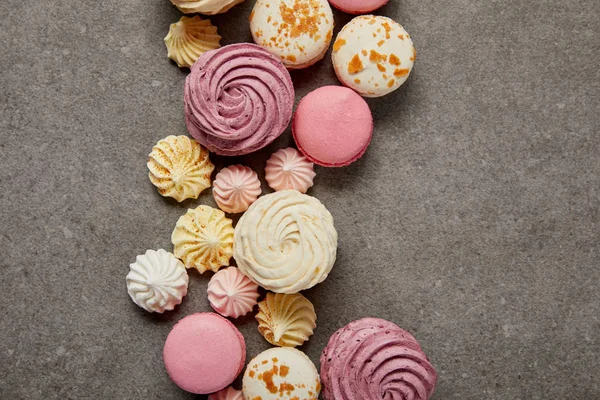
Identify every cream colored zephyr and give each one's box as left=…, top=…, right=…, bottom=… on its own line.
left=148, top=135, right=214, bottom=202
left=256, top=292, right=317, bottom=347
left=170, top=0, right=246, bottom=15
left=164, top=16, right=221, bottom=68
left=171, top=205, right=234, bottom=273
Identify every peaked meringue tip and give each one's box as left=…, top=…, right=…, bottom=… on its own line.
left=256, top=292, right=317, bottom=347
left=164, top=16, right=221, bottom=69
left=148, top=135, right=214, bottom=202
left=207, top=267, right=259, bottom=318
left=213, top=165, right=261, bottom=214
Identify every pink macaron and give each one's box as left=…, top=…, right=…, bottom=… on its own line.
left=328, top=0, right=389, bottom=14
left=293, top=86, right=373, bottom=167
left=163, top=313, right=246, bottom=394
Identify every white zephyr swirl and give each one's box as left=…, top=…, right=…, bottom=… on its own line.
left=126, top=249, right=189, bottom=313
left=213, top=165, right=261, bottom=213
left=234, top=190, right=337, bottom=293
left=265, top=147, right=316, bottom=193
left=207, top=267, right=259, bottom=318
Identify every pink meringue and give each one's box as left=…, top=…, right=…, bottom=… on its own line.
left=320, top=318, right=438, bottom=400
left=265, top=148, right=316, bottom=193
left=213, top=165, right=261, bottom=213
left=208, top=386, right=243, bottom=400
left=207, top=267, right=259, bottom=318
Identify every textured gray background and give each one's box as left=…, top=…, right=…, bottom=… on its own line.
left=0, top=0, right=598, bottom=399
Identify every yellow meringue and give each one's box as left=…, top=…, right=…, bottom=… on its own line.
left=169, top=0, right=245, bottom=15
left=256, top=292, right=317, bottom=347
left=171, top=205, right=234, bottom=273
left=164, top=16, right=221, bottom=69
left=147, top=135, right=214, bottom=202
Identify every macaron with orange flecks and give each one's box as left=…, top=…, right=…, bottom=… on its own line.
left=332, top=15, right=416, bottom=97
left=250, top=0, right=334, bottom=69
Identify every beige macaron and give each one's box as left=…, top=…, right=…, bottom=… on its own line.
left=332, top=15, right=416, bottom=97
left=250, top=0, right=334, bottom=69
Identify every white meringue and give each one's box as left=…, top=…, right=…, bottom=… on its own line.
left=265, top=148, right=316, bottom=193
left=126, top=249, right=189, bottom=313
left=147, top=135, right=214, bottom=202
left=256, top=292, right=316, bottom=347
left=208, top=386, right=243, bottom=400
left=207, top=267, right=259, bottom=318
left=234, top=190, right=338, bottom=293
left=171, top=205, right=234, bottom=273
left=213, top=165, right=261, bottom=214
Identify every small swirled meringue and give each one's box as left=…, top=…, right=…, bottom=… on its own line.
left=256, top=292, right=316, bottom=347
left=207, top=267, right=259, bottom=318
left=126, top=249, right=189, bottom=313
left=170, top=0, right=245, bottom=15
left=234, top=190, right=338, bottom=293
left=265, top=148, right=316, bottom=193
left=320, top=318, right=438, bottom=400
left=213, top=165, right=261, bottom=214
left=172, top=205, right=234, bottom=273
left=147, top=135, right=214, bottom=202
left=184, top=44, right=294, bottom=156
left=164, top=16, right=221, bottom=68
left=208, top=386, right=243, bottom=400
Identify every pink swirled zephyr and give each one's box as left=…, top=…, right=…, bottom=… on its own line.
left=184, top=43, right=295, bottom=156
left=320, top=318, right=438, bottom=400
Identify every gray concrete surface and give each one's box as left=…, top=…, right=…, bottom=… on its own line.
left=1, top=0, right=599, bottom=399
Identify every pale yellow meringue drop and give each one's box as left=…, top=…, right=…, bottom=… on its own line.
left=164, top=16, right=221, bottom=68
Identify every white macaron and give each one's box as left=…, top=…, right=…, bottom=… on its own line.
left=250, top=0, right=334, bottom=69
left=332, top=15, right=416, bottom=97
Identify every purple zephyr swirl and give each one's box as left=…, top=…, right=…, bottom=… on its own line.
left=184, top=43, right=294, bottom=156
left=320, top=318, right=438, bottom=400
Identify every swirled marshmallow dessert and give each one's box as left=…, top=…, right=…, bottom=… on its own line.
left=147, top=135, right=214, bottom=202
left=164, top=16, right=221, bottom=69
left=213, top=165, right=261, bottom=213
left=170, top=0, right=245, bottom=15
left=233, top=190, right=337, bottom=293
left=184, top=44, right=294, bottom=156
left=332, top=16, right=416, bottom=97
left=320, top=318, right=438, bottom=400
left=243, top=347, right=321, bottom=400
left=171, top=205, right=234, bottom=273
left=207, top=267, right=259, bottom=318
left=250, top=0, right=334, bottom=69
left=265, top=147, right=315, bottom=193
left=256, top=292, right=316, bottom=347
left=126, top=249, right=189, bottom=313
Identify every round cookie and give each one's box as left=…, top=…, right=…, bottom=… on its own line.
left=242, top=347, right=321, bottom=400
left=332, top=15, right=416, bottom=97
left=163, top=313, right=246, bottom=394
left=293, top=86, right=373, bottom=167
left=250, top=0, right=334, bottom=69
left=329, top=0, right=389, bottom=14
